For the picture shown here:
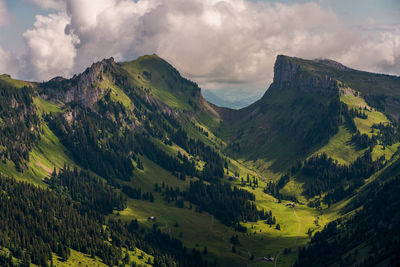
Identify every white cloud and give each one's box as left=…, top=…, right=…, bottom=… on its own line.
left=23, top=12, right=76, bottom=80
left=0, top=45, right=20, bottom=77
left=20, top=0, right=400, bottom=91
left=0, top=0, right=9, bottom=26
left=338, top=27, right=400, bottom=75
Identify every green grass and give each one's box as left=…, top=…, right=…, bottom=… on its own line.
left=98, top=77, right=133, bottom=108
left=52, top=249, right=108, bottom=267
left=112, top=153, right=331, bottom=267
left=34, top=97, right=63, bottom=115
left=341, top=91, right=390, bottom=136
left=313, top=125, right=364, bottom=164
left=127, top=156, right=191, bottom=192
left=52, top=247, right=153, bottom=267
left=0, top=122, right=75, bottom=184
left=280, top=179, right=307, bottom=202
left=121, top=55, right=195, bottom=111
left=0, top=74, right=33, bottom=88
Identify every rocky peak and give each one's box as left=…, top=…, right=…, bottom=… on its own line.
left=41, top=57, right=116, bottom=107
left=313, top=58, right=349, bottom=71
left=272, top=55, right=338, bottom=93
left=273, top=55, right=302, bottom=84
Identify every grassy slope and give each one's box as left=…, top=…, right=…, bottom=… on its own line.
left=110, top=151, right=331, bottom=267
left=121, top=55, right=196, bottom=111
left=0, top=74, right=34, bottom=88
left=0, top=95, right=76, bottom=184
left=2, top=56, right=398, bottom=267
left=52, top=248, right=152, bottom=267
left=313, top=88, right=398, bottom=163
left=0, top=75, right=75, bottom=184
left=285, top=56, right=400, bottom=120
left=99, top=76, right=133, bottom=108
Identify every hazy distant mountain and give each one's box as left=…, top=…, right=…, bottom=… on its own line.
left=202, top=89, right=261, bottom=109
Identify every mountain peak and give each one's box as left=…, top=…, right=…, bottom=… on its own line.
left=273, top=55, right=301, bottom=84
left=272, top=55, right=338, bottom=92
left=41, top=57, right=117, bottom=107
left=312, top=58, right=349, bottom=71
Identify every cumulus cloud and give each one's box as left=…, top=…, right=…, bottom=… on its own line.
left=20, top=0, right=400, bottom=91
left=0, top=46, right=20, bottom=77
left=0, top=0, right=9, bottom=26
left=23, top=12, right=77, bottom=80
left=338, top=27, right=400, bottom=76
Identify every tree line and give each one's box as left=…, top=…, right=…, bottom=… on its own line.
left=0, top=85, right=40, bottom=172
left=0, top=173, right=209, bottom=266
left=297, top=152, right=385, bottom=203
left=184, top=180, right=274, bottom=228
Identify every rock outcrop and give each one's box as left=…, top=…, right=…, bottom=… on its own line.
left=41, top=57, right=116, bottom=107
left=272, top=55, right=338, bottom=94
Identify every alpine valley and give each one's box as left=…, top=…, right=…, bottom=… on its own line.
left=0, top=54, right=399, bottom=267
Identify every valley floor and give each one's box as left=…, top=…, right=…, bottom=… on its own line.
left=107, top=156, right=338, bottom=267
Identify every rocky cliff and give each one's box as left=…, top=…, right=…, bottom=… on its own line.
left=41, top=57, right=116, bottom=107
left=272, top=55, right=338, bottom=94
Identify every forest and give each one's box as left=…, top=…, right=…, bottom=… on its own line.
left=294, top=174, right=400, bottom=267
left=0, top=86, right=40, bottom=172
left=298, top=151, right=385, bottom=202
left=0, top=173, right=208, bottom=267
left=184, top=181, right=274, bottom=227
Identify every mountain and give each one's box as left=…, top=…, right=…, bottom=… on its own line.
left=215, top=55, right=400, bottom=176
left=202, top=89, right=261, bottom=109
left=0, top=54, right=400, bottom=267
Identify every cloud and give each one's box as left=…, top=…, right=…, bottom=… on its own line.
left=20, top=0, right=400, bottom=91
left=0, top=45, right=20, bottom=77
left=23, top=12, right=76, bottom=80
left=0, top=0, right=9, bottom=26
left=338, top=27, right=400, bottom=75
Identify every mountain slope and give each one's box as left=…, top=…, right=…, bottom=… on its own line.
left=215, top=55, right=400, bottom=177
left=0, top=54, right=400, bottom=267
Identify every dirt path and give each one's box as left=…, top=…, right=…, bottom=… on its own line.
left=274, top=207, right=301, bottom=267
left=293, top=208, right=301, bottom=246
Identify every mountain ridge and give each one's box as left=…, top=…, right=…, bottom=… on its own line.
left=0, top=54, right=400, bottom=266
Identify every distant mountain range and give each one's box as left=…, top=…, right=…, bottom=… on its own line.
left=202, top=89, right=262, bottom=109
left=0, top=54, right=399, bottom=266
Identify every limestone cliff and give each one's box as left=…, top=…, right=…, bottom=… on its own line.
left=272, top=55, right=338, bottom=94
left=41, top=58, right=116, bottom=107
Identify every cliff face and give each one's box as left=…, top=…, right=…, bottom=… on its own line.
left=41, top=57, right=116, bottom=107
left=271, top=55, right=338, bottom=94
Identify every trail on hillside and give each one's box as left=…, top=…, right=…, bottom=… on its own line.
left=293, top=208, right=301, bottom=246
left=274, top=207, right=301, bottom=267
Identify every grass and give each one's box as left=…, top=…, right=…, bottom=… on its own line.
left=2, top=55, right=399, bottom=266
left=0, top=74, right=34, bottom=88
left=33, top=97, right=63, bottom=115
left=0, top=122, right=75, bottom=184
left=121, top=55, right=195, bottom=111
left=98, top=77, right=133, bottom=108
left=127, top=156, right=190, bottom=192
left=111, top=153, right=331, bottom=267
left=52, top=247, right=153, bottom=267
left=313, top=125, right=364, bottom=164
left=0, top=95, right=75, bottom=184
left=52, top=249, right=108, bottom=267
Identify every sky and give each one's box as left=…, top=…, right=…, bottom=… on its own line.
left=0, top=0, right=399, bottom=98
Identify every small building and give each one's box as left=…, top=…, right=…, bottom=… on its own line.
left=148, top=216, right=156, bottom=221
left=260, top=257, right=275, bottom=262
left=285, top=202, right=295, bottom=208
